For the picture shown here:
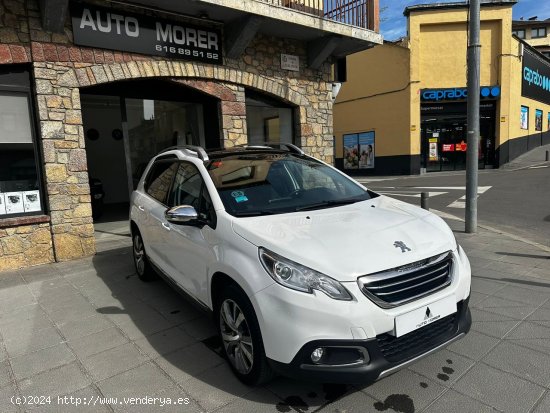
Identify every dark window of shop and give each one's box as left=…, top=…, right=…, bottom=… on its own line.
left=245, top=90, right=295, bottom=146
left=531, top=28, right=547, bottom=39
left=0, top=66, right=44, bottom=218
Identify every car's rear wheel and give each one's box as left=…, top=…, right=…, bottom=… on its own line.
left=217, top=285, right=274, bottom=386
left=132, top=230, right=156, bottom=281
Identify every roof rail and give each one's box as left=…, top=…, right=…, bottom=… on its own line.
left=158, top=145, right=209, bottom=162
left=234, top=142, right=305, bottom=155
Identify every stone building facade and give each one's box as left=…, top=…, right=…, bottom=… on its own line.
left=0, top=0, right=379, bottom=271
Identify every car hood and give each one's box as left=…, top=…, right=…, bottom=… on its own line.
left=231, top=196, right=456, bottom=282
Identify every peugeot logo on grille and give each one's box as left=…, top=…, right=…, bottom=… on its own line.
left=394, top=241, right=411, bottom=253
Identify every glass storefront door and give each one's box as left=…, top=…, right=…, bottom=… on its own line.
left=421, top=102, right=496, bottom=172
left=124, top=98, right=205, bottom=189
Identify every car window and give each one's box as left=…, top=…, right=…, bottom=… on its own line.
left=145, top=161, right=179, bottom=204
left=168, top=162, right=216, bottom=227
left=207, top=153, right=376, bottom=216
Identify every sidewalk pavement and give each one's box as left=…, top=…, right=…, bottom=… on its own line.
left=0, top=220, right=549, bottom=413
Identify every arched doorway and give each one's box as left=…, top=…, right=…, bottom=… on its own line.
left=80, top=79, right=221, bottom=233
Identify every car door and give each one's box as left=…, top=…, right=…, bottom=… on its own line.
left=140, top=159, right=179, bottom=272
left=164, top=162, right=218, bottom=303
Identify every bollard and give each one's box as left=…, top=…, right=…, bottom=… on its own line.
left=546, top=150, right=549, bottom=162
left=421, top=192, right=429, bottom=210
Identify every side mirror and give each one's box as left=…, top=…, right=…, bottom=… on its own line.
left=165, top=205, right=198, bottom=224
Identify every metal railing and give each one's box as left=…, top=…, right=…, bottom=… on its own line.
left=264, top=0, right=378, bottom=31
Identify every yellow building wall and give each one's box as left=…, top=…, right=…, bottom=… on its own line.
left=333, top=43, right=411, bottom=158
left=333, top=3, right=550, bottom=171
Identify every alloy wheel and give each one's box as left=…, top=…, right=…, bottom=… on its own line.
left=219, top=298, right=254, bottom=374
left=133, top=234, right=145, bottom=275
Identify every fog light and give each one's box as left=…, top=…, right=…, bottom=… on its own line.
left=311, top=347, right=325, bottom=364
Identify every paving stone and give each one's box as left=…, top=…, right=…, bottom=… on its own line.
left=68, top=327, right=128, bottom=359
left=492, top=285, right=550, bottom=306
left=468, top=291, right=489, bottom=306
left=267, top=377, right=353, bottom=412
left=39, top=386, right=111, bottom=413
left=423, top=389, right=498, bottom=413
left=113, top=385, right=201, bottom=413
left=155, top=342, right=224, bottom=385
left=447, top=330, right=499, bottom=361
left=4, top=326, right=64, bottom=358
left=408, top=349, right=474, bottom=387
left=81, top=342, right=149, bottom=381
left=133, top=327, right=196, bottom=359
left=96, top=362, right=174, bottom=400
left=532, top=391, right=550, bottom=413
left=361, top=369, right=446, bottom=413
left=179, top=316, right=217, bottom=341
left=10, top=343, right=75, bottom=381
left=527, top=307, right=550, bottom=328
left=504, top=322, right=550, bottom=354
left=471, top=320, right=520, bottom=339
left=470, top=278, right=506, bottom=295
left=19, top=362, right=91, bottom=399
left=0, top=361, right=12, bottom=389
left=183, top=363, right=253, bottom=411
left=480, top=303, right=539, bottom=321
left=453, top=363, right=545, bottom=413
left=315, top=389, right=380, bottom=413
left=483, top=340, right=550, bottom=387
left=56, top=314, right=114, bottom=340
left=0, top=293, right=37, bottom=314
left=0, top=383, right=20, bottom=413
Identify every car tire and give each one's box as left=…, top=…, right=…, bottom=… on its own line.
left=217, top=284, right=275, bottom=386
left=132, top=230, right=157, bottom=282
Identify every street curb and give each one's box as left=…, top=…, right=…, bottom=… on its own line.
left=431, top=208, right=550, bottom=254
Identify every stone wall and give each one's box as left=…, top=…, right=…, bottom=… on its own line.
left=0, top=217, right=54, bottom=271
left=0, top=0, right=335, bottom=268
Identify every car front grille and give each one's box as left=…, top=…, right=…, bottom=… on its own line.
left=357, top=251, right=453, bottom=308
left=377, top=312, right=458, bottom=363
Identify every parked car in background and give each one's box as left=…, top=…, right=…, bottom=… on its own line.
left=129, top=144, right=472, bottom=385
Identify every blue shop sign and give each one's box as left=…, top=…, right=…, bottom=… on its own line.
left=421, top=86, right=501, bottom=102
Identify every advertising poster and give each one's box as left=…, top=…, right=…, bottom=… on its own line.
left=358, top=132, right=375, bottom=169
left=520, top=106, right=529, bottom=130
left=535, top=109, right=543, bottom=132
left=0, top=193, right=6, bottom=216
left=23, top=190, right=41, bottom=213
left=429, top=138, right=439, bottom=161
left=343, top=134, right=359, bottom=169
left=4, top=192, right=24, bottom=214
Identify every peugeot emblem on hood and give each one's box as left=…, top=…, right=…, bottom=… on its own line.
left=394, top=241, right=411, bottom=253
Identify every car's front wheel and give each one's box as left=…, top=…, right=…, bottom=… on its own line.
left=217, top=285, right=274, bottom=386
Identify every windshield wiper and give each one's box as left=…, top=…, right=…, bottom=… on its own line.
left=294, top=199, right=362, bottom=212
left=232, top=210, right=277, bottom=217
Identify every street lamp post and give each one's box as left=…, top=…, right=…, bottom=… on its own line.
left=466, top=0, right=481, bottom=233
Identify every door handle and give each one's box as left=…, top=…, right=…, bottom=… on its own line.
left=138, top=205, right=145, bottom=212
left=161, top=222, right=171, bottom=231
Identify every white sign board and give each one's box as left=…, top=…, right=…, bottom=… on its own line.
left=4, top=192, right=24, bottom=214
left=281, top=54, right=299, bottom=72
left=23, top=190, right=41, bottom=213
left=0, top=193, right=6, bottom=215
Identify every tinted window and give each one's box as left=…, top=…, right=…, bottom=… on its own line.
left=145, top=161, right=178, bottom=204
left=207, top=153, right=376, bottom=216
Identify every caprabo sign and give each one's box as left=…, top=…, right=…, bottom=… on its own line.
left=522, top=49, right=550, bottom=105
left=421, top=86, right=501, bottom=102
left=70, top=3, right=222, bottom=65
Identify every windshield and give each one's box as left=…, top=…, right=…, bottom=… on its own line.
left=206, top=152, right=377, bottom=216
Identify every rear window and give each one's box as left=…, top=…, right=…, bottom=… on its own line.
left=144, top=161, right=178, bottom=204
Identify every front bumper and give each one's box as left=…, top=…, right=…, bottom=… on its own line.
left=267, top=297, right=471, bottom=384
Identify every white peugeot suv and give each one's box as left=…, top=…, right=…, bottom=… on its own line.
left=130, top=144, right=471, bottom=385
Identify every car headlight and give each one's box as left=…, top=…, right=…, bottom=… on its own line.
left=258, top=248, right=353, bottom=301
